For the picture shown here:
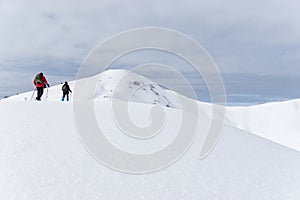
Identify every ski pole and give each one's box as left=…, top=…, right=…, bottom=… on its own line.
left=46, top=87, right=49, bottom=99
left=30, top=88, right=36, bottom=101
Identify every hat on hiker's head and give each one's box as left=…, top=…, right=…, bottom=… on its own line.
left=65, top=81, right=68, bottom=84
left=39, top=72, right=43, bottom=76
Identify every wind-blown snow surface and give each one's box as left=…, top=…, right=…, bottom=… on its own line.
left=1, top=70, right=300, bottom=199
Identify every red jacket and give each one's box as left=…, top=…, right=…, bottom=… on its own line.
left=33, top=75, right=48, bottom=88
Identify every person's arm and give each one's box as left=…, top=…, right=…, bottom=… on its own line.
left=68, top=85, right=72, bottom=93
left=42, top=77, right=50, bottom=87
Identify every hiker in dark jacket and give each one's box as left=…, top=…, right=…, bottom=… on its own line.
left=61, top=81, right=72, bottom=101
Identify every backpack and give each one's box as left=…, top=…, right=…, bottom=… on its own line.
left=35, top=74, right=42, bottom=84
left=62, top=84, right=68, bottom=92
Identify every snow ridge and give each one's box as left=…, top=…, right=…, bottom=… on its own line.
left=4, top=69, right=179, bottom=108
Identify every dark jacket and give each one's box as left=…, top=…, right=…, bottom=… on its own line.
left=62, top=83, right=72, bottom=94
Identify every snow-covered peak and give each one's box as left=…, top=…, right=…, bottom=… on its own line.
left=95, top=69, right=179, bottom=108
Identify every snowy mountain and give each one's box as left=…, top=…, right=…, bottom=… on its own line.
left=1, top=69, right=300, bottom=199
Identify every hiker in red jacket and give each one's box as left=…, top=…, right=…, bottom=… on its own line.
left=33, top=72, right=49, bottom=101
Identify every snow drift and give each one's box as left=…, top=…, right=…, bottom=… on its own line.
left=1, top=69, right=300, bottom=199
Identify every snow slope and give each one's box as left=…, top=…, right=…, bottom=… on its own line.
left=226, top=99, right=300, bottom=151
left=1, top=69, right=300, bottom=199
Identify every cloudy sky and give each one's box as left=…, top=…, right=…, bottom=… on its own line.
left=0, top=0, right=299, bottom=103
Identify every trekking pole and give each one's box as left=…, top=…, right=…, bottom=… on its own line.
left=30, top=88, right=36, bottom=101
left=46, top=87, right=49, bottom=99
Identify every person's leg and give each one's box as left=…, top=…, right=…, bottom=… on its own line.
left=62, top=93, right=66, bottom=101
left=40, top=88, right=44, bottom=98
left=37, top=87, right=44, bottom=101
left=36, top=88, right=43, bottom=100
left=67, top=93, right=69, bottom=101
left=36, top=89, right=39, bottom=100
left=36, top=88, right=41, bottom=100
